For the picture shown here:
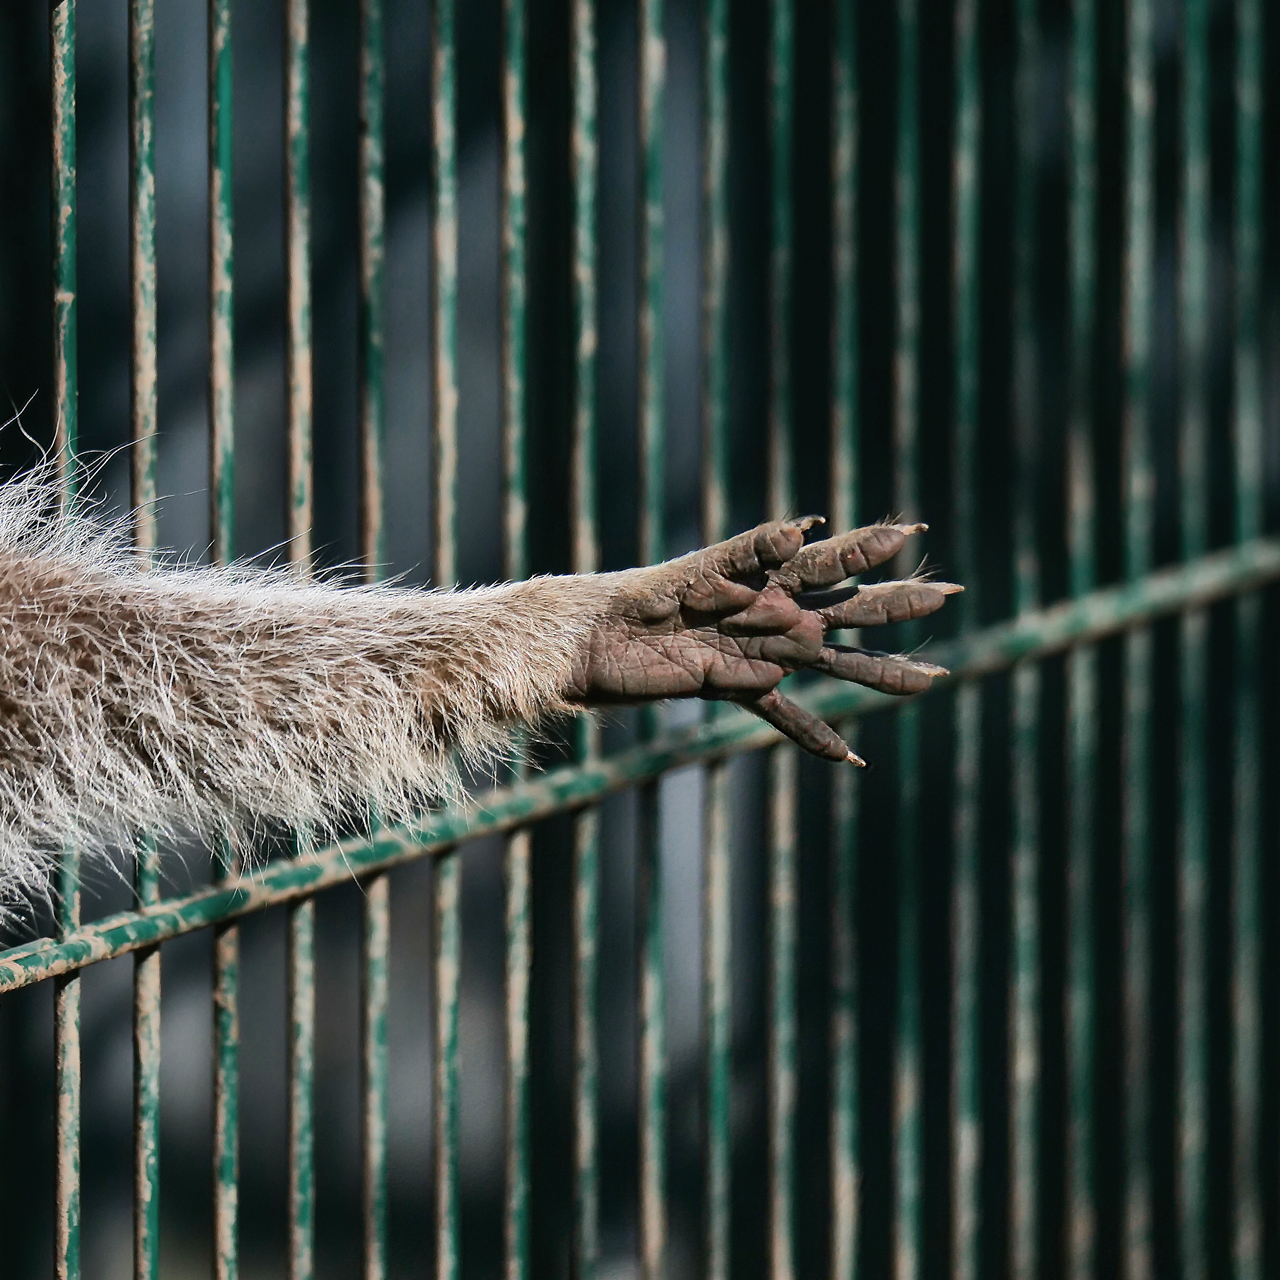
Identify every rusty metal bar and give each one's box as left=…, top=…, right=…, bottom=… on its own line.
left=50, top=1, right=81, bottom=1276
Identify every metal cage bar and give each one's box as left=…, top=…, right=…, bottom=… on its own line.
left=570, top=1, right=601, bottom=1273
left=949, top=2, right=982, bottom=1277
left=701, top=0, right=732, bottom=1274
left=765, top=3, right=798, bottom=1279
left=500, top=0, right=531, bottom=1276
left=1121, top=3, right=1156, bottom=1277
left=829, top=4, right=860, bottom=1277
left=1176, top=3, right=1210, bottom=1276
left=1231, top=1, right=1264, bottom=1275
left=1064, top=0, right=1098, bottom=1275
left=1009, top=3, right=1041, bottom=1275
left=636, top=0, right=668, bottom=1276
left=431, top=1, right=462, bottom=1276
left=893, top=3, right=923, bottom=1277
left=50, top=3, right=81, bottom=1278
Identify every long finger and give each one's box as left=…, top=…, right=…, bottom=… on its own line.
left=817, top=579, right=962, bottom=631
left=696, top=517, right=822, bottom=581
left=741, top=687, right=864, bottom=765
left=771, top=522, right=925, bottom=592
left=813, top=644, right=947, bottom=695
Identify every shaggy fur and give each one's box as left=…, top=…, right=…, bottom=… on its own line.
left=0, top=468, right=615, bottom=910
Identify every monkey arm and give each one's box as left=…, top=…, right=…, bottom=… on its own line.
left=0, top=481, right=955, bottom=902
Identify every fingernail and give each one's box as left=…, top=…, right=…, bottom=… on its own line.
left=846, top=750, right=867, bottom=768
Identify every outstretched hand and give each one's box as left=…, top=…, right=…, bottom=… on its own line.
left=567, top=518, right=960, bottom=764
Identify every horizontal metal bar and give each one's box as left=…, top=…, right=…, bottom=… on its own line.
left=2, top=535, right=1277, bottom=992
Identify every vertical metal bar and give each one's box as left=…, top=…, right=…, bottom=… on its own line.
left=286, top=0, right=313, bottom=573
left=701, top=0, right=732, bottom=1272
left=1121, top=1, right=1155, bottom=1276
left=950, top=0, right=982, bottom=1276
left=207, top=2, right=239, bottom=1273
left=892, top=3, right=923, bottom=1278
left=431, top=24, right=462, bottom=1280
left=361, top=873, right=390, bottom=1280
left=130, top=4, right=164, bottom=1278
left=1176, top=4, right=1209, bottom=1277
left=284, top=4, right=316, bottom=1276
left=357, top=1, right=388, bottom=1276
left=570, top=3, right=600, bottom=1274
left=1064, top=0, right=1098, bottom=1275
left=50, top=4, right=81, bottom=1277
left=766, top=3, right=797, bottom=1279
left=1009, top=4, right=1041, bottom=1277
left=500, top=0, right=530, bottom=1276
left=637, top=0, right=667, bottom=1275
left=829, top=4, right=860, bottom=1276
left=1230, top=1, right=1263, bottom=1274
left=431, top=1, right=462, bottom=1277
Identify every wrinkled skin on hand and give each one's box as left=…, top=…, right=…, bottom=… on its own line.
left=567, top=517, right=960, bottom=765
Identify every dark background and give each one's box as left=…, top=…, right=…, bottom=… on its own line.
left=2, top=0, right=1280, bottom=1277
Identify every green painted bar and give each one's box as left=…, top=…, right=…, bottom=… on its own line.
left=766, top=3, right=798, bottom=1277
left=636, top=0, right=667, bottom=1275
left=1010, top=3, right=1041, bottom=1275
left=130, top=4, right=164, bottom=1275
left=50, top=4, right=81, bottom=1277
left=209, top=0, right=235, bottom=567
left=1231, top=1, right=1263, bottom=1274
left=1122, top=1, right=1155, bottom=1274
left=570, top=2, right=601, bottom=1272
left=2, top=539, right=1277, bottom=995
left=949, top=0, right=981, bottom=1274
left=356, top=2, right=389, bottom=1276
left=1177, top=5, right=1209, bottom=1276
left=430, top=1, right=462, bottom=1275
left=500, top=0, right=531, bottom=1275
left=1064, top=0, right=1098, bottom=1274
left=207, top=2, right=240, bottom=1270
left=283, top=5, right=316, bottom=1277
left=829, top=4, right=860, bottom=1276
left=286, top=0, right=313, bottom=569
left=701, top=0, right=732, bottom=1271
left=893, top=3, right=923, bottom=1277
left=361, top=872, right=390, bottom=1280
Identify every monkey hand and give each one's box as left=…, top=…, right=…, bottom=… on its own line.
left=565, top=518, right=960, bottom=764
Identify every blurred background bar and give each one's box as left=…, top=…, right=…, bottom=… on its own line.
left=1121, top=2, right=1155, bottom=1276
left=949, top=1, right=981, bottom=1277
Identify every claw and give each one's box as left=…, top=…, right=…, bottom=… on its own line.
left=846, top=750, right=867, bottom=768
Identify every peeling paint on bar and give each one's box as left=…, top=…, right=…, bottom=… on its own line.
left=50, top=4, right=81, bottom=1278
left=361, top=871, right=389, bottom=1280
left=500, top=0, right=531, bottom=1276
left=431, top=2, right=462, bottom=1275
